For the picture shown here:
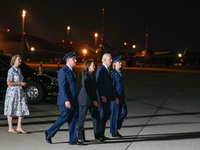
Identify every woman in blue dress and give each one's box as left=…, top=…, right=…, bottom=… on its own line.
left=4, top=54, right=29, bottom=134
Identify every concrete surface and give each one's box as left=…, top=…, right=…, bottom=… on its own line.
left=0, top=69, right=200, bottom=150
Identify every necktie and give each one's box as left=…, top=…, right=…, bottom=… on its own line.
left=107, top=68, right=112, bottom=78
left=71, top=69, right=76, bottom=79
left=118, top=71, right=122, bottom=77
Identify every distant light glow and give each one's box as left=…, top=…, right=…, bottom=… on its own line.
left=31, top=47, right=35, bottom=51
left=62, top=40, right=65, bottom=43
left=67, top=25, right=70, bottom=30
left=23, top=32, right=25, bottom=35
left=7, top=29, right=10, bottom=32
left=83, top=49, right=87, bottom=54
left=126, top=53, right=128, bottom=55
left=180, top=59, right=183, bottom=62
left=94, top=33, right=98, bottom=37
left=70, top=41, right=73, bottom=44
left=178, top=53, right=182, bottom=57
left=22, top=10, right=26, bottom=17
left=132, top=45, right=136, bottom=48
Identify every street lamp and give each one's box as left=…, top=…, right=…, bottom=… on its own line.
left=67, top=25, right=70, bottom=44
left=83, top=49, right=87, bottom=56
left=22, top=10, right=26, bottom=58
left=94, top=32, right=98, bottom=46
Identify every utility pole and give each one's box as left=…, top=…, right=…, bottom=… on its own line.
left=145, top=26, right=148, bottom=51
left=102, top=8, right=105, bottom=46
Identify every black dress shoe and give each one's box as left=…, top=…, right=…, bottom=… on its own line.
left=95, top=137, right=106, bottom=142
left=112, top=133, right=122, bottom=138
left=103, top=136, right=110, bottom=140
left=117, top=131, right=123, bottom=138
left=45, top=131, right=52, bottom=144
left=80, top=139, right=90, bottom=142
left=69, top=141, right=85, bottom=145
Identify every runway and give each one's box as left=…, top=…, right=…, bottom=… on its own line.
left=0, top=65, right=200, bottom=150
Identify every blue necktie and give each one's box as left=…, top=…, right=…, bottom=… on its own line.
left=71, top=69, right=76, bottom=79
left=119, top=71, right=122, bottom=77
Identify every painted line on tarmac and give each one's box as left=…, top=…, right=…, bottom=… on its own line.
left=125, top=76, right=184, bottom=150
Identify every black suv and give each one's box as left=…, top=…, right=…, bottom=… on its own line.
left=0, top=55, right=58, bottom=104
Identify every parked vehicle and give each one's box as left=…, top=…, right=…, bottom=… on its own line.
left=0, top=55, right=58, bottom=104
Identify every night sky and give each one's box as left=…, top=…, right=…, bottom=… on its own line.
left=0, top=0, right=199, bottom=52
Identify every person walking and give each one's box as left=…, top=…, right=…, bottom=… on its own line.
left=110, top=56, right=127, bottom=138
left=45, top=51, right=84, bottom=145
left=78, top=59, right=105, bottom=142
left=4, top=54, right=29, bottom=134
left=96, top=53, right=119, bottom=138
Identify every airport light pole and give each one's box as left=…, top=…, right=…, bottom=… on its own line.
left=22, top=10, right=26, bottom=59
left=67, top=25, right=70, bottom=45
left=94, top=33, right=98, bottom=46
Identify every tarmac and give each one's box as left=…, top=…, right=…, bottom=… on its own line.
left=1, top=68, right=200, bottom=150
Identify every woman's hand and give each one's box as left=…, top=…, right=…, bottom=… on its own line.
left=114, top=97, right=119, bottom=105
left=19, top=82, right=27, bottom=86
left=93, top=100, right=99, bottom=107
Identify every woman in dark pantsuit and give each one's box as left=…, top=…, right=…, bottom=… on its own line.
left=78, top=59, right=105, bottom=142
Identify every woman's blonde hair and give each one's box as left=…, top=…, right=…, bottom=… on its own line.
left=82, top=59, right=94, bottom=75
left=112, top=63, right=116, bottom=69
left=10, top=54, right=21, bottom=66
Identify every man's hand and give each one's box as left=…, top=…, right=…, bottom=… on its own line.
left=114, top=97, right=119, bottom=105
left=93, top=100, right=99, bottom=107
left=102, top=96, right=107, bottom=103
left=65, top=101, right=71, bottom=109
left=124, top=98, right=127, bottom=103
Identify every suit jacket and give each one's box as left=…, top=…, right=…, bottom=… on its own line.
left=96, top=64, right=115, bottom=101
left=57, top=65, right=78, bottom=107
left=78, top=72, right=97, bottom=106
left=112, top=69, right=126, bottom=101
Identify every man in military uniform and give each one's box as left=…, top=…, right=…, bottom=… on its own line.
left=45, top=51, right=84, bottom=145
left=110, top=56, right=127, bottom=138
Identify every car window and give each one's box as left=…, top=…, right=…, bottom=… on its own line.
left=0, top=56, right=36, bottom=71
left=19, top=62, right=36, bottom=71
left=0, top=59, right=9, bottom=71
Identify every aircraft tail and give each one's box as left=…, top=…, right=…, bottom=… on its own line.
left=183, top=44, right=188, bottom=56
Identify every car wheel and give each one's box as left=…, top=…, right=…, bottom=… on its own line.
left=24, top=81, right=44, bottom=104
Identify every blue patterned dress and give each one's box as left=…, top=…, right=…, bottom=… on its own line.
left=4, top=66, right=30, bottom=116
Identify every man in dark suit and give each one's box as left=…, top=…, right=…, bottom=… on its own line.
left=110, top=56, right=127, bottom=138
left=45, top=51, right=84, bottom=145
left=96, top=53, right=119, bottom=137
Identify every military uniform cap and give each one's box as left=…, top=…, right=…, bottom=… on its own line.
left=63, top=51, right=76, bottom=61
left=112, top=56, right=122, bottom=63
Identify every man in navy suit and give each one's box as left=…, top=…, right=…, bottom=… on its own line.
left=45, top=51, right=84, bottom=145
left=96, top=53, right=119, bottom=137
left=110, top=56, right=127, bottom=138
